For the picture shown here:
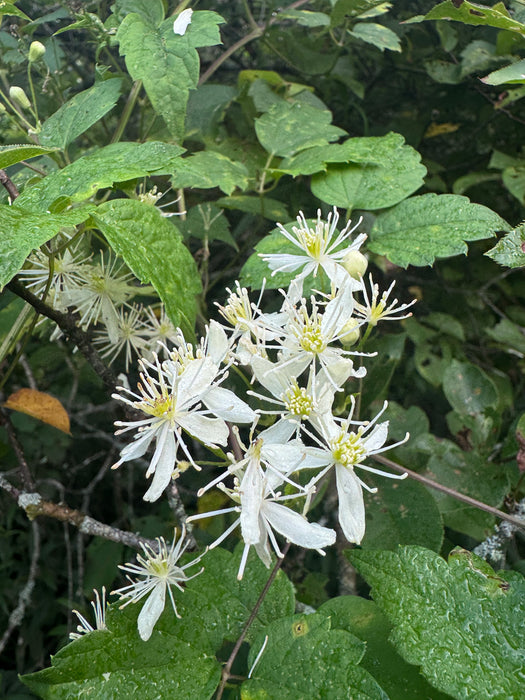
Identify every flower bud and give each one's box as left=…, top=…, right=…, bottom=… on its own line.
left=9, top=86, right=31, bottom=110
left=342, top=249, right=368, bottom=280
left=340, top=318, right=360, bottom=347
left=28, top=41, right=46, bottom=63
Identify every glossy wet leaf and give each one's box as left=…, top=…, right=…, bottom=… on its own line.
left=0, top=144, right=59, bottom=170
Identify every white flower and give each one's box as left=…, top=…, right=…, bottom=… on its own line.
left=355, top=274, right=416, bottom=327
left=173, top=8, right=193, bottom=35
left=142, top=305, right=181, bottom=357
left=304, top=401, right=409, bottom=544
left=113, top=345, right=254, bottom=502
left=112, top=527, right=205, bottom=641
left=188, top=439, right=336, bottom=579
left=93, top=304, right=149, bottom=370
left=69, top=587, right=108, bottom=640
left=68, top=253, right=136, bottom=342
left=260, top=280, right=368, bottom=389
left=260, top=207, right=367, bottom=288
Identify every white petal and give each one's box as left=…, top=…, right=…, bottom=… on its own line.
left=207, top=320, right=229, bottom=365
left=240, top=460, right=264, bottom=544
left=202, top=386, right=255, bottom=423
left=143, top=429, right=177, bottom=502
left=261, top=443, right=310, bottom=473
left=257, top=417, right=297, bottom=445
left=250, top=355, right=290, bottom=397
left=336, top=464, right=365, bottom=544
left=173, top=8, right=193, bottom=35
left=364, top=421, right=389, bottom=452
left=137, top=583, right=166, bottom=641
left=177, top=412, right=228, bottom=446
left=177, top=358, right=218, bottom=405
left=263, top=501, right=336, bottom=549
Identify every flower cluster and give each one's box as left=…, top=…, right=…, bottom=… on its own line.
left=103, top=207, right=414, bottom=641
left=19, top=240, right=180, bottom=369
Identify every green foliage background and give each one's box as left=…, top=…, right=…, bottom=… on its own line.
left=0, top=0, right=524, bottom=698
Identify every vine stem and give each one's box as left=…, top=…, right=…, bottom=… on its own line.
left=373, top=454, right=525, bottom=531
left=215, top=542, right=291, bottom=699
left=199, top=0, right=312, bottom=86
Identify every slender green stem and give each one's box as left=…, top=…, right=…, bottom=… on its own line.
left=26, top=62, right=39, bottom=125
left=111, top=80, right=142, bottom=144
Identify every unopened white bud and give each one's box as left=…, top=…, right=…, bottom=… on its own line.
left=28, top=41, right=46, bottom=62
left=340, top=318, right=360, bottom=347
left=342, top=250, right=368, bottom=280
left=9, top=86, right=31, bottom=109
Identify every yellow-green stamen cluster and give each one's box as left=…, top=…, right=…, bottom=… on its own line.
left=330, top=429, right=367, bottom=467
left=282, top=382, right=314, bottom=419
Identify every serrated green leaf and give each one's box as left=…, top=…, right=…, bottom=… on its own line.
left=351, top=546, right=525, bottom=700
left=243, top=613, right=389, bottom=699
left=363, top=477, right=443, bottom=552
left=369, top=193, right=509, bottom=267
left=311, top=133, right=426, bottom=211
left=350, top=22, right=401, bottom=52
left=217, top=195, right=289, bottom=221
left=116, top=11, right=224, bottom=141
left=254, top=101, right=346, bottom=157
left=39, top=78, right=123, bottom=149
left=15, top=141, right=185, bottom=211
left=319, top=597, right=452, bottom=700
left=280, top=137, right=384, bottom=176
left=171, top=151, right=248, bottom=195
left=442, top=359, right=498, bottom=415
left=0, top=144, right=59, bottom=170
left=486, top=318, right=525, bottom=354
left=423, top=0, right=525, bottom=34
left=0, top=204, right=94, bottom=289
left=483, top=58, right=525, bottom=85
left=21, top=546, right=294, bottom=700
left=111, top=0, right=165, bottom=26
left=92, top=199, right=201, bottom=336
left=185, top=84, right=236, bottom=140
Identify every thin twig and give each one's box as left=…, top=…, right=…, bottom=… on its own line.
left=373, top=454, right=525, bottom=531
left=0, top=168, right=19, bottom=200
left=0, top=520, right=41, bottom=655
left=0, top=407, right=35, bottom=491
left=215, top=542, right=291, bottom=700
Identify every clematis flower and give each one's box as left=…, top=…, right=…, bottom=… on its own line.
left=188, top=439, right=336, bottom=579
left=112, top=526, right=205, bottom=641
left=260, top=207, right=367, bottom=288
left=112, top=345, right=255, bottom=502
left=69, top=587, right=109, bottom=640
left=355, top=274, right=416, bottom=327
left=304, top=400, right=409, bottom=544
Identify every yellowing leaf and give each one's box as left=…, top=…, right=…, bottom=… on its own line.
left=424, top=122, right=460, bottom=138
left=4, top=388, right=71, bottom=434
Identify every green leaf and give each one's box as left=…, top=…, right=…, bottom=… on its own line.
left=21, top=546, right=294, bottom=699
left=171, top=151, right=248, bottom=195
left=442, top=359, right=498, bottom=415
left=276, top=9, right=330, bottom=27
left=243, top=613, right=389, bottom=699
left=15, top=141, right=185, bottom=211
left=350, top=22, right=401, bottom=52
left=92, top=199, right=201, bottom=336
left=369, top=193, right=509, bottom=267
left=217, top=195, right=289, bottom=221
left=0, top=2, right=30, bottom=20
left=311, top=133, right=426, bottom=211
left=111, top=0, right=165, bottom=26
left=280, top=137, right=384, bottom=176
left=254, top=101, right=346, bottom=157
left=319, top=597, right=452, bottom=700
left=424, top=59, right=462, bottom=84
left=0, top=204, right=94, bottom=289
left=331, top=0, right=388, bottom=27
left=502, top=165, right=525, bottom=203
left=185, top=84, right=236, bottom=140
left=483, top=58, right=525, bottom=85
left=350, top=546, right=525, bottom=700
left=39, top=78, right=123, bottom=149
left=423, top=0, right=525, bottom=34
left=421, top=436, right=510, bottom=538
left=362, top=477, right=443, bottom=552
left=486, top=318, right=525, bottom=354
left=116, top=11, right=224, bottom=141
left=178, top=203, right=238, bottom=250
left=0, top=144, right=59, bottom=170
